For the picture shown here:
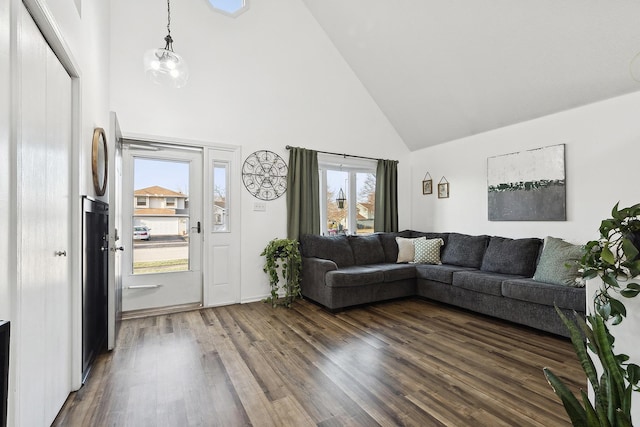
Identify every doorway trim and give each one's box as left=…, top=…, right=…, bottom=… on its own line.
left=120, top=133, right=242, bottom=309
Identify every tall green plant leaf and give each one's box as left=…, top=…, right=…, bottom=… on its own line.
left=543, top=368, right=587, bottom=427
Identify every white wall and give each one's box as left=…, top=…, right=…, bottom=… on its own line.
left=0, top=0, right=10, bottom=319
left=410, top=91, right=640, bottom=244
left=109, top=0, right=411, bottom=302
left=44, top=0, right=112, bottom=200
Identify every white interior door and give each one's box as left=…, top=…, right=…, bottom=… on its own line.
left=122, top=143, right=203, bottom=312
left=107, top=112, right=123, bottom=349
left=17, top=3, right=72, bottom=425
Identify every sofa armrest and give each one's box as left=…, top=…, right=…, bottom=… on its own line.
left=302, top=256, right=338, bottom=285
left=301, top=256, right=338, bottom=304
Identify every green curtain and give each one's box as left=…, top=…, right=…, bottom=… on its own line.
left=287, top=147, right=320, bottom=240
left=374, top=159, right=399, bottom=232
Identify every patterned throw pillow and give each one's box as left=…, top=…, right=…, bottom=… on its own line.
left=414, top=238, right=444, bottom=264
left=533, top=236, right=585, bottom=287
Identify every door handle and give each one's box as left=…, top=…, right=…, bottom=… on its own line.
left=111, top=246, right=125, bottom=252
left=55, top=250, right=67, bottom=257
left=191, top=221, right=201, bottom=234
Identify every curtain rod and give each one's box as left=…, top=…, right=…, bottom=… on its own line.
left=285, top=145, right=398, bottom=163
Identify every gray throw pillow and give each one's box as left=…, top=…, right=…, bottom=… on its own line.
left=480, top=236, right=542, bottom=276
left=441, top=233, right=489, bottom=268
left=348, top=234, right=385, bottom=265
left=533, top=236, right=585, bottom=287
left=299, top=234, right=355, bottom=267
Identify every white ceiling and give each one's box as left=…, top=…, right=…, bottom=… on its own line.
left=300, top=0, right=640, bottom=151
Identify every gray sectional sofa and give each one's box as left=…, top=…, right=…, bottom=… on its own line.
left=299, top=231, right=586, bottom=338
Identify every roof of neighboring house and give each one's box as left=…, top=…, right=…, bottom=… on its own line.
left=214, top=200, right=226, bottom=209
left=134, top=186, right=187, bottom=197
left=134, top=208, right=176, bottom=215
left=357, top=202, right=374, bottom=211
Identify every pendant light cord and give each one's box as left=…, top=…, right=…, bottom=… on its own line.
left=163, top=0, right=173, bottom=51
left=166, top=0, right=171, bottom=36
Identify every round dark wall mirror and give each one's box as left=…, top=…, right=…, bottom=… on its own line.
left=92, top=127, right=108, bottom=196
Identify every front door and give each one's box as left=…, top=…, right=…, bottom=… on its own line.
left=122, top=143, right=203, bottom=312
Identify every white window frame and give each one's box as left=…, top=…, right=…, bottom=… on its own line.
left=165, top=197, right=176, bottom=208
left=318, top=153, right=377, bottom=236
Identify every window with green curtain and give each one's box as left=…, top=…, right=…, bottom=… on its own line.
left=286, top=147, right=320, bottom=240
left=374, top=159, right=398, bottom=232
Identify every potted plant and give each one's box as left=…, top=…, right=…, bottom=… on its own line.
left=260, top=238, right=302, bottom=308
left=544, top=202, right=640, bottom=426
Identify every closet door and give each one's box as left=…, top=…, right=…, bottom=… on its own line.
left=17, top=4, right=72, bottom=426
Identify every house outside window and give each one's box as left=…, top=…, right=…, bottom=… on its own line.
left=136, top=196, right=148, bottom=208
left=165, top=197, right=176, bottom=208
left=318, top=154, right=376, bottom=236
left=213, top=161, right=229, bottom=232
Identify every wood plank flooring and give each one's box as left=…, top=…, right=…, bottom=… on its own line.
left=54, top=298, right=584, bottom=426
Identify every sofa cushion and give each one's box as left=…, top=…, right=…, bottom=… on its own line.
left=348, top=235, right=385, bottom=265
left=396, top=236, right=424, bottom=263
left=377, top=230, right=412, bottom=263
left=502, top=278, right=586, bottom=311
left=480, top=236, right=542, bottom=277
left=415, top=264, right=477, bottom=284
left=369, top=263, right=417, bottom=282
left=324, top=266, right=385, bottom=288
left=533, top=236, right=585, bottom=287
left=414, top=238, right=444, bottom=264
left=441, top=233, right=489, bottom=268
left=300, top=234, right=354, bottom=267
left=452, top=271, right=525, bottom=296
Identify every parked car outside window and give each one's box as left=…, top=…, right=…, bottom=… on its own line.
left=133, top=226, right=151, bottom=241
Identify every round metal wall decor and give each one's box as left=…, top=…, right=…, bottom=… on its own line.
left=242, top=150, right=288, bottom=200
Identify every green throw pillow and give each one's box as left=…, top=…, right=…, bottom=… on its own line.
left=414, top=238, right=444, bottom=264
left=533, top=236, right=584, bottom=287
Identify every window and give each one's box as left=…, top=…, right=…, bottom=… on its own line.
left=136, top=196, right=148, bottom=208
left=207, top=0, right=249, bottom=17
left=165, top=197, right=176, bottom=208
left=213, top=161, right=229, bottom=232
left=318, top=154, right=376, bottom=236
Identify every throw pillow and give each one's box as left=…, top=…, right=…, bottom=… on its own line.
left=414, top=238, right=444, bottom=264
left=480, top=236, right=542, bottom=276
left=396, top=237, right=424, bottom=263
left=441, top=233, right=489, bottom=268
left=533, top=236, right=585, bottom=287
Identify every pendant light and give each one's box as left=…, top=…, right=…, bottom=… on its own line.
left=143, top=0, right=189, bottom=88
left=336, top=188, right=346, bottom=209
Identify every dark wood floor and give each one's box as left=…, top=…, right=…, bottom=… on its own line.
left=54, top=298, right=584, bottom=426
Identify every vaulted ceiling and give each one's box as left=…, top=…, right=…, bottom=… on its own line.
left=300, top=0, right=640, bottom=151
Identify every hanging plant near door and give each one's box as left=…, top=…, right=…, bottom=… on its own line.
left=261, top=238, right=302, bottom=307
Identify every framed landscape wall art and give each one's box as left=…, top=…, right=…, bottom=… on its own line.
left=487, top=144, right=566, bottom=221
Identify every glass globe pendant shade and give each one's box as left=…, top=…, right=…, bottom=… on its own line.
left=143, top=46, right=189, bottom=88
